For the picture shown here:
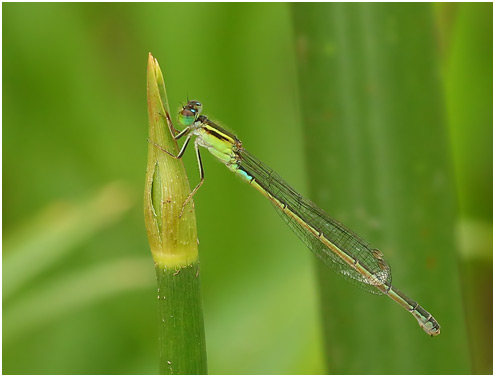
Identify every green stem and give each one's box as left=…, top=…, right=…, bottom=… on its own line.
left=144, top=53, right=207, bottom=374
left=156, top=264, right=207, bottom=374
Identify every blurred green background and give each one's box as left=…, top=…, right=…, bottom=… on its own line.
left=3, top=3, right=492, bottom=374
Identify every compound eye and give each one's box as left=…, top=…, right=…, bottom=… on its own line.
left=178, top=108, right=196, bottom=127
left=189, top=100, right=202, bottom=115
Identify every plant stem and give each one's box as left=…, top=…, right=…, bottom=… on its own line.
left=144, top=53, right=207, bottom=374
left=156, top=265, right=206, bottom=374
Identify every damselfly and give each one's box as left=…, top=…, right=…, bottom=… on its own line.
left=150, top=100, right=441, bottom=337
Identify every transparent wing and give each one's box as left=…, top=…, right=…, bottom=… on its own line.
left=237, top=148, right=392, bottom=295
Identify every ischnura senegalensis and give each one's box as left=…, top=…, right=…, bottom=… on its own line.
left=150, top=100, right=441, bottom=336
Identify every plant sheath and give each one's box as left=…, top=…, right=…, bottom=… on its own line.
left=144, top=53, right=207, bottom=374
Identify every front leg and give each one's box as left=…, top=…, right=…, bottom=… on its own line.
left=148, top=133, right=192, bottom=159
left=179, top=141, right=205, bottom=218
left=158, top=111, right=182, bottom=136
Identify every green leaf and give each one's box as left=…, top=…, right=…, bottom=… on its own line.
left=292, top=3, right=470, bottom=373
left=442, top=3, right=493, bottom=374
